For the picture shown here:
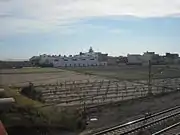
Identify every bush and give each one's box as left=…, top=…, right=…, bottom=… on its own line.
left=4, top=87, right=86, bottom=131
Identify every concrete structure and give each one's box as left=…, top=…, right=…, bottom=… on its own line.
left=0, top=88, right=15, bottom=111
left=53, top=53, right=107, bottom=67
left=0, top=98, right=15, bottom=105
left=30, top=51, right=180, bottom=67
left=142, top=51, right=160, bottom=65
left=30, top=47, right=108, bottom=67
left=142, top=52, right=155, bottom=61
left=127, top=52, right=160, bottom=65
left=164, top=53, right=180, bottom=64
left=127, top=54, right=143, bottom=65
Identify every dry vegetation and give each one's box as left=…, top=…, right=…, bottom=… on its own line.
left=68, top=65, right=180, bottom=80
left=2, top=65, right=180, bottom=87
left=1, top=66, right=180, bottom=134
left=1, top=87, right=86, bottom=132
left=30, top=78, right=180, bottom=108
left=0, top=68, right=106, bottom=131
left=82, top=91, right=180, bottom=134
left=0, top=68, right=104, bottom=87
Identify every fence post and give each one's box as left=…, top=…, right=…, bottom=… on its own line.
left=116, top=83, right=119, bottom=100
left=148, top=60, right=153, bottom=95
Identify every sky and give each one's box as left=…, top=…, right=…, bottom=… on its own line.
left=0, top=0, right=180, bottom=60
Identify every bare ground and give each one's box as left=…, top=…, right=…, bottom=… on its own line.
left=2, top=67, right=180, bottom=135
left=81, top=91, right=180, bottom=134
left=0, top=68, right=104, bottom=87
left=69, top=65, right=180, bottom=80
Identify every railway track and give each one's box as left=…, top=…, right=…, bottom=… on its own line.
left=91, top=105, right=180, bottom=135
left=152, top=122, right=180, bottom=135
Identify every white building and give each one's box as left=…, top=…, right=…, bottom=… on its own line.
left=127, top=52, right=158, bottom=65
left=30, top=47, right=108, bottom=67
left=39, top=55, right=57, bottom=65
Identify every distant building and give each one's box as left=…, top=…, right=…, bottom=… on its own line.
left=107, top=56, right=118, bottom=66
left=142, top=51, right=160, bottom=65
left=127, top=51, right=161, bottom=65
left=127, top=54, right=143, bottom=65
left=164, top=53, right=180, bottom=64
left=166, top=53, right=179, bottom=59
left=30, top=47, right=108, bottom=67
left=142, top=51, right=155, bottom=61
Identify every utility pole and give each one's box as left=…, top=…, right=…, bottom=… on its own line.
left=148, top=60, right=153, bottom=95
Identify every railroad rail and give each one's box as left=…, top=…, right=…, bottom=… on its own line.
left=91, top=105, right=180, bottom=135
left=152, top=122, right=180, bottom=135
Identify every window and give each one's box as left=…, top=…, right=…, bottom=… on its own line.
left=54, top=59, right=59, bottom=62
left=73, top=59, right=77, bottom=61
left=90, top=59, right=95, bottom=60
left=64, top=59, right=68, bottom=61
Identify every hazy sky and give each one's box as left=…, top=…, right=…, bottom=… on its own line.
left=0, top=0, right=180, bottom=60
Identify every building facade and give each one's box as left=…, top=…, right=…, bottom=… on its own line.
left=30, top=47, right=108, bottom=67
left=53, top=52, right=107, bottom=67
left=127, top=54, right=143, bottom=65
left=127, top=52, right=160, bottom=65
left=164, top=53, right=180, bottom=64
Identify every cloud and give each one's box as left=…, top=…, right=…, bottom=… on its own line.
left=0, top=0, right=180, bottom=38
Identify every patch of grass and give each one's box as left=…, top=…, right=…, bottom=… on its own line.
left=3, top=87, right=42, bottom=108
left=2, top=87, right=85, bottom=131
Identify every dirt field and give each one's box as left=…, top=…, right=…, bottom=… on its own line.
left=2, top=66, right=180, bottom=135
left=82, top=91, right=180, bottom=134
left=69, top=65, right=180, bottom=80
left=1, top=65, right=180, bottom=87
left=0, top=68, right=104, bottom=87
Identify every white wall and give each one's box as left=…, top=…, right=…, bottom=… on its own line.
left=39, top=55, right=56, bottom=65
left=142, top=53, right=153, bottom=62
left=35, top=52, right=108, bottom=67
left=53, top=54, right=101, bottom=67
